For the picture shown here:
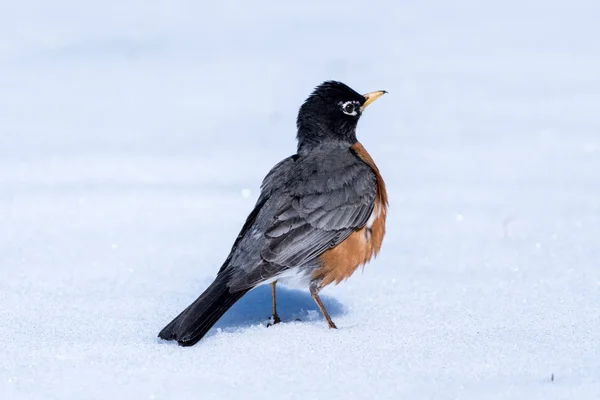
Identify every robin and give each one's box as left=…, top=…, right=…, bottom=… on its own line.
left=159, top=81, right=388, bottom=346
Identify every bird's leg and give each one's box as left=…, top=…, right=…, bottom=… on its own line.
left=269, top=281, right=281, bottom=325
left=310, top=283, right=337, bottom=329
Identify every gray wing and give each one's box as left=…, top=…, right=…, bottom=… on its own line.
left=226, top=149, right=376, bottom=291
left=262, top=156, right=376, bottom=266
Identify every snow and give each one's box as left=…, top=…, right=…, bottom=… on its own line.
left=1, top=0, right=599, bottom=398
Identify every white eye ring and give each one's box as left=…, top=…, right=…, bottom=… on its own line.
left=341, top=101, right=358, bottom=116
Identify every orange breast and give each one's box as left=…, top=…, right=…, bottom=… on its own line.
left=313, top=142, right=388, bottom=287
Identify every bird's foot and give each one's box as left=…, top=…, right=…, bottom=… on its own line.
left=266, top=314, right=281, bottom=327
left=266, top=315, right=305, bottom=327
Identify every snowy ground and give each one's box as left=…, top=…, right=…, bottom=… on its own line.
left=1, top=0, right=599, bottom=399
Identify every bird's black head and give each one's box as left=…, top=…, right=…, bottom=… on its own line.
left=296, top=80, right=386, bottom=153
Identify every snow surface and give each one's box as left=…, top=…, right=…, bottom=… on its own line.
left=1, top=0, right=599, bottom=399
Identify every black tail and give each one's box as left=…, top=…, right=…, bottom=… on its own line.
left=158, top=276, right=248, bottom=347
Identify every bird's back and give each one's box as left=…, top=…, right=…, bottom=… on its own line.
left=224, top=143, right=385, bottom=291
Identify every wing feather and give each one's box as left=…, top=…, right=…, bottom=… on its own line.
left=226, top=149, right=377, bottom=291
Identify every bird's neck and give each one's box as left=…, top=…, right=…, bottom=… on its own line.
left=296, top=124, right=357, bottom=154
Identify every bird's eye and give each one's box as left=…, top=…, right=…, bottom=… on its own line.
left=341, top=101, right=357, bottom=116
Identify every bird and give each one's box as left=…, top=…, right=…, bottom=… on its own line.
left=158, top=80, right=388, bottom=346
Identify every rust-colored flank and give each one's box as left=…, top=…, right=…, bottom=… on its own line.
left=314, top=142, right=388, bottom=287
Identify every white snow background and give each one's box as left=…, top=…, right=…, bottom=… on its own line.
left=1, top=0, right=599, bottom=399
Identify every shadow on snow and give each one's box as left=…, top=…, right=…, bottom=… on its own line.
left=210, top=284, right=345, bottom=334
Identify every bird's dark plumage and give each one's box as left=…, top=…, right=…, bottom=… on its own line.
left=158, top=80, right=388, bottom=346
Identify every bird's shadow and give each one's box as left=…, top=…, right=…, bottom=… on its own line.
left=210, top=285, right=345, bottom=333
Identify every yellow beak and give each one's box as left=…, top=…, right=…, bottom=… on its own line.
left=361, top=90, right=387, bottom=111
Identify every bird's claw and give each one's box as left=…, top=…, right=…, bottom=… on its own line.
left=266, top=315, right=306, bottom=327
left=266, top=314, right=281, bottom=327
